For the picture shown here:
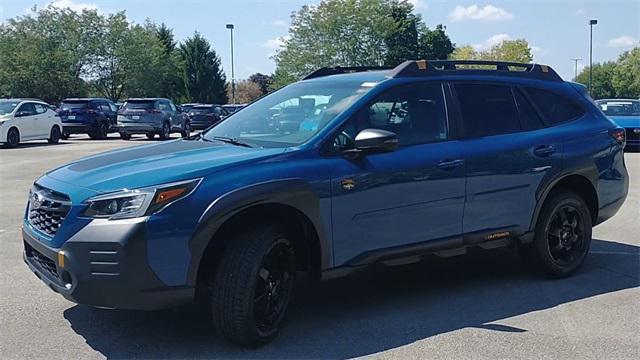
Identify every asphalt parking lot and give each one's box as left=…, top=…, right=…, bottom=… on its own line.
left=0, top=134, right=638, bottom=359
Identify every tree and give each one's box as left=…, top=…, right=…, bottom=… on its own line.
left=575, top=62, right=619, bottom=99
left=451, top=39, right=533, bottom=63
left=228, top=81, right=263, bottom=103
left=248, top=73, right=273, bottom=95
left=180, top=32, right=228, bottom=104
left=0, top=5, right=102, bottom=102
left=154, top=23, right=184, bottom=100
left=612, top=48, right=640, bottom=98
left=272, top=0, right=454, bottom=88
left=90, top=14, right=165, bottom=101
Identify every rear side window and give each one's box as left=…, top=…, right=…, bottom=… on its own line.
left=455, top=84, right=521, bottom=137
left=513, top=88, right=545, bottom=130
left=34, top=104, right=48, bottom=114
left=525, top=87, right=584, bottom=125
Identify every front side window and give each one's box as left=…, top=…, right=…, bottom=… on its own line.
left=17, top=103, right=37, bottom=116
left=526, top=87, right=584, bottom=124
left=455, top=83, right=521, bottom=137
left=202, top=80, right=375, bottom=148
left=332, top=82, right=448, bottom=151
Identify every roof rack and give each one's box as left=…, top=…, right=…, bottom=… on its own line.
left=302, top=60, right=563, bottom=82
left=303, top=66, right=393, bottom=80
left=388, top=60, right=563, bottom=82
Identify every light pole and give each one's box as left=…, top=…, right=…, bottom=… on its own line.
left=570, top=58, right=583, bottom=80
left=589, top=19, right=597, bottom=96
left=226, top=23, right=235, bottom=104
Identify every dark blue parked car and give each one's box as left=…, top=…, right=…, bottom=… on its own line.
left=58, top=98, right=118, bottom=140
left=595, top=99, right=640, bottom=149
left=22, top=60, right=629, bottom=347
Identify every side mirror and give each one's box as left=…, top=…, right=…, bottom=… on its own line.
left=343, top=128, right=398, bottom=158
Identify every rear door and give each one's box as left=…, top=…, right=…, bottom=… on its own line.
left=452, top=82, right=563, bottom=240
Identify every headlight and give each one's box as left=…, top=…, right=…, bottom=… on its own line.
left=83, top=178, right=202, bottom=220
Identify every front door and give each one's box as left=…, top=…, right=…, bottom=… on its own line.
left=328, top=82, right=466, bottom=265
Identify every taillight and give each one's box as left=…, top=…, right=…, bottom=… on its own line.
left=609, top=128, right=625, bottom=144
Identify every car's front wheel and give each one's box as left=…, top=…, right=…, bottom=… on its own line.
left=48, top=125, right=61, bottom=144
left=210, top=224, right=296, bottom=347
left=4, top=127, right=20, bottom=148
left=520, top=190, right=592, bottom=278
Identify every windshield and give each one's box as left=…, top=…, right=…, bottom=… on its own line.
left=124, top=100, right=155, bottom=110
left=202, top=80, right=373, bottom=148
left=598, top=100, right=640, bottom=116
left=0, top=101, right=20, bottom=115
left=60, top=101, right=88, bottom=110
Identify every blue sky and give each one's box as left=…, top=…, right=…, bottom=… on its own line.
left=0, top=0, right=638, bottom=81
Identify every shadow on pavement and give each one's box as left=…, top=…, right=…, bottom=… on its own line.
left=64, top=239, right=639, bottom=359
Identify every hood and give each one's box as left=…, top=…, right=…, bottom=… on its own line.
left=608, top=115, right=640, bottom=128
left=46, top=139, right=285, bottom=193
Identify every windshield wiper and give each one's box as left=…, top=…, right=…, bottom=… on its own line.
left=209, top=136, right=254, bottom=148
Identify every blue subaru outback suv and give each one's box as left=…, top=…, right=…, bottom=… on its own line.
left=23, top=60, right=628, bottom=347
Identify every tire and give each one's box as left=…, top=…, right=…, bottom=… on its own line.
left=211, top=224, right=296, bottom=347
left=159, top=122, right=171, bottom=140
left=60, top=132, right=69, bottom=140
left=48, top=125, right=61, bottom=144
left=520, top=191, right=592, bottom=278
left=119, top=132, right=131, bottom=140
left=146, top=132, right=155, bottom=140
left=181, top=121, right=191, bottom=138
left=4, top=127, right=20, bottom=148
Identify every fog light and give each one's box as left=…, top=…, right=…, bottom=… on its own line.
left=57, top=250, right=65, bottom=268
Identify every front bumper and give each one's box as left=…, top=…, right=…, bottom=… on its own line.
left=22, top=218, right=194, bottom=310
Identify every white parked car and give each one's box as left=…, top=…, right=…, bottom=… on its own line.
left=0, top=98, right=62, bottom=148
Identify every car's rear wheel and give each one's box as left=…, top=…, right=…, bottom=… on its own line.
left=146, top=132, right=155, bottom=139
left=210, top=224, right=296, bottom=347
left=48, top=125, right=61, bottom=144
left=181, top=121, right=191, bottom=138
left=520, top=191, right=592, bottom=278
left=119, top=132, right=131, bottom=140
left=97, top=122, right=109, bottom=140
left=4, top=127, right=20, bottom=148
left=159, top=122, right=171, bottom=140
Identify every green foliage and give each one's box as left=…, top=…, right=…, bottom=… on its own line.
left=272, top=0, right=454, bottom=88
left=0, top=5, right=102, bottom=102
left=0, top=7, right=227, bottom=103
left=451, top=39, right=533, bottom=63
left=575, top=48, right=639, bottom=99
left=248, top=73, right=273, bottom=95
left=228, top=80, right=263, bottom=104
left=180, top=32, right=228, bottom=104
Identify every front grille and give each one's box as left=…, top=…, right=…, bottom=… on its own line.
left=625, top=128, right=639, bottom=141
left=27, top=184, right=71, bottom=236
left=25, top=243, right=59, bottom=280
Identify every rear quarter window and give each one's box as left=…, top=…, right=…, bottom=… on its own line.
left=525, top=87, right=585, bottom=125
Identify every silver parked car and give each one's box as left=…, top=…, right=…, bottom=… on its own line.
left=117, top=98, right=190, bottom=140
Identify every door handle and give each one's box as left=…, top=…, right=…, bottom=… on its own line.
left=534, top=145, right=555, bottom=157
left=436, top=159, right=464, bottom=170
